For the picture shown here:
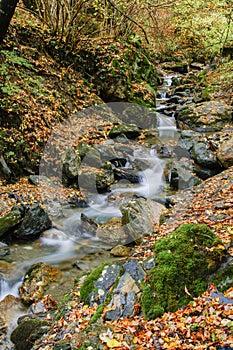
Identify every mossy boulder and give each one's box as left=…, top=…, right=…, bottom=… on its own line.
left=0, top=205, right=25, bottom=237
left=141, top=223, right=228, bottom=319
left=10, top=316, right=51, bottom=350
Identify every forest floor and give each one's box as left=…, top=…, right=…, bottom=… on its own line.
left=1, top=6, right=233, bottom=350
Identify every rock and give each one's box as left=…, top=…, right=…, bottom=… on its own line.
left=217, top=132, right=233, bottom=168
left=76, top=40, right=158, bottom=104
left=19, top=262, right=59, bottom=306
left=81, top=146, right=102, bottom=168
left=80, top=263, right=121, bottom=306
left=0, top=205, right=25, bottom=237
left=108, top=123, right=141, bottom=139
left=141, top=223, right=230, bottom=319
left=123, top=259, right=146, bottom=282
left=105, top=271, right=141, bottom=321
left=96, top=162, right=115, bottom=192
left=192, top=141, right=221, bottom=169
left=0, top=295, right=20, bottom=335
left=15, top=204, right=52, bottom=240
left=80, top=213, right=98, bottom=236
left=28, top=175, right=57, bottom=187
left=0, top=155, right=11, bottom=175
left=110, top=245, right=131, bottom=257
left=96, top=218, right=128, bottom=245
left=62, top=147, right=81, bottom=179
left=10, top=316, right=51, bottom=350
left=79, top=162, right=115, bottom=193
left=79, top=259, right=145, bottom=321
left=120, top=198, right=165, bottom=242
left=0, top=242, right=10, bottom=256
left=161, top=61, right=189, bottom=73
left=113, top=168, right=141, bottom=183
left=176, top=101, right=232, bottom=131
left=169, top=158, right=202, bottom=190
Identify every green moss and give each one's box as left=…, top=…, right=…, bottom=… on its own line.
left=89, top=304, right=104, bottom=324
left=141, top=224, right=224, bottom=320
left=79, top=263, right=109, bottom=304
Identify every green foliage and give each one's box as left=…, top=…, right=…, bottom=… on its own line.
left=173, top=0, right=233, bottom=61
left=141, top=224, right=224, bottom=320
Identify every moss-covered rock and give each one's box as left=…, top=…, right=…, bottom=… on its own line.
left=141, top=223, right=227, bottom=320
left=10, top=316, right=51, bottom=350
left=0, top=205, right=24, bottom=237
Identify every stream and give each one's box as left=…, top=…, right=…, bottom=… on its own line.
left=0, top=73, right=180, bottom=348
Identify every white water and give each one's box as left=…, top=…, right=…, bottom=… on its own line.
left=0, top=73, right=178, bottom=303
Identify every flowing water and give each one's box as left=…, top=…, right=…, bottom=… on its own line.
left=0, top=73, right=180, bottom=347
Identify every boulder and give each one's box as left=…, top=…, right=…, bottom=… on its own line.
left=169, top=158, right=202, bottom=190
left=217, top=132, right=233, bottom=169
left=15, top=205, right=52, bottom=240
left=19, top=262, right=59, bottom=305
left=79, top=259, right=146, bottom=321
left=10, top=316, right=51, bottom=350
left=141, top=223, right=231, bottom=319
left=120, top=198, right=165, bottom=241
left=0, top=205, right=25, bottom=237
left=80, top=263, right=121, bottom=306
left=78, top=162, right=115, bottom=193
left=62, top=147, right=81, bottom=179
left=176, top=101, right=232, bottom=131
left=96, top=217, right=128, bottom=245
left=108, top=123, right=141, bottom=139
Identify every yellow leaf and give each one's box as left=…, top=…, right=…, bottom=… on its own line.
left=106, top=339, right=121, bottom=348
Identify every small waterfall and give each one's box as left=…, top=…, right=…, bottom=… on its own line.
left=0, top=276, right=22, bottom=300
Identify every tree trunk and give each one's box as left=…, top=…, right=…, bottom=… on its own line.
left=0, top=0, right=19, bottom=45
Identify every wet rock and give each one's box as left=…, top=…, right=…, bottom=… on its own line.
left=217, top=132, right=233, bottom=169
left=120, top=198, right=165, bottom=242
left=15, top=204, right=52, bottom=240
left=0, top=205, right=25, bottom=237
left=110, top=245, right=131, bottom=257
left=19, top=262, right=59, bottom=306
left=10, top=316, right=51, bottom=350
left=176, top=100, right=232, bottom=131
left=80, top=213, right=98, bottom=236
left=113, top=168, right=141, bottom=183
left=96, top=218, right=128, bottom=245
